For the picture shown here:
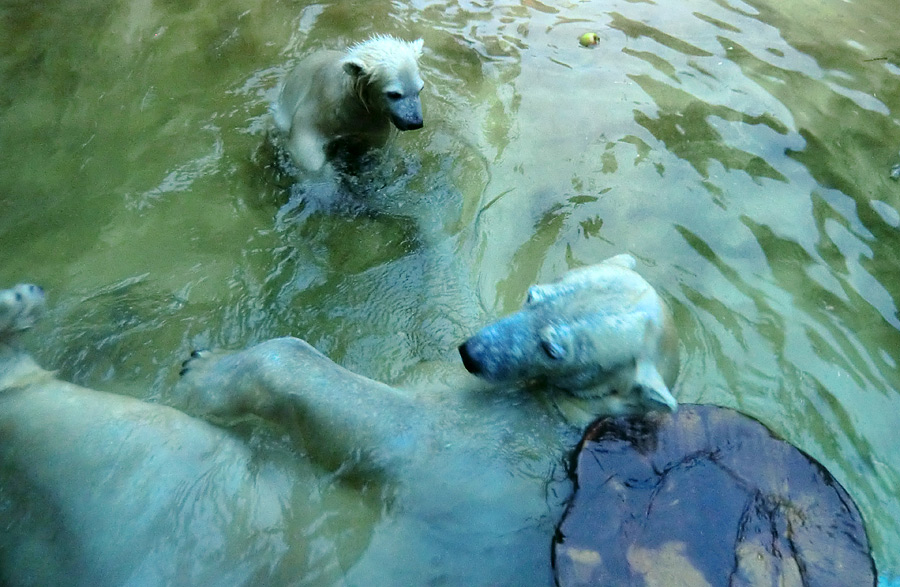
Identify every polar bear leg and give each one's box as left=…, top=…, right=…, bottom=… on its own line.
left=175, top=337, right=420, bottom=472
left=287, top=129, right=327, bottom=172
left=175, top=338, right=324, bottom=421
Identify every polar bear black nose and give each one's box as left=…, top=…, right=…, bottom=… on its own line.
left=458, top=342, right=481, bottom=375
left=395, top=116, right=423, bottom=131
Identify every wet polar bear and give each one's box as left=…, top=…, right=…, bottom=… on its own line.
left=0, top=255, right=678, bottom=586
left=272, top=35, right=425, bottom=172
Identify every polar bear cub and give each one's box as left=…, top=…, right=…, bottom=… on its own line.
left=272, top=34, right=425, bottom=172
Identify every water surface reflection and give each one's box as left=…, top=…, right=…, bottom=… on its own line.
left=1, top=0, right=898, bottom=579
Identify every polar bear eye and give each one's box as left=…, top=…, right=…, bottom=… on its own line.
left=386, top=91, right=402, bottom=100
left=540, top=339, right=566, bottom=361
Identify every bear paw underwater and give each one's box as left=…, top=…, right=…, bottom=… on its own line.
left=272, top=34, right=425, bottom=173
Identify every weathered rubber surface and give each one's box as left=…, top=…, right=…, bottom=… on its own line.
left=554, top=404, right=876, bottom=587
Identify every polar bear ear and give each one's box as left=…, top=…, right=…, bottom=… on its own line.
left=342, top=58, right=367, bottom=79
left=410, top=38, right=424, bottom=56
left=634, top=359, right=678, bottom=412
left=525, top=284, right=551, bottom=305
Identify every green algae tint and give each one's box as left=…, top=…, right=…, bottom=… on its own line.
left=1, top=0, right=899, bottom=580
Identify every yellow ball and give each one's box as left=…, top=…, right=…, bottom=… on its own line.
left=579, top=32, right=600, bottom=47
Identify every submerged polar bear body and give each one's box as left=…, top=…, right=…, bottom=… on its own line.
left=0, top=255, right=678, bottom=585
left=0, top=290, right=288, bottom=585
left=272, top=35, right=425, bottom=172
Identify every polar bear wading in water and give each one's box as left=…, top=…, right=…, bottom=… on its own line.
left=272, top=35, right=425, bottom=172
left=0, top=254, right=678, bottom=586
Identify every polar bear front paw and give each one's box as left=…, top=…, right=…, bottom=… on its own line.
left=176, top=348, right=244, bottom=395
left=173, top=348, right=254, bottom=419
left=179, top=349, right=214, bottom=377
left=0, top=284, right=46, bottom=336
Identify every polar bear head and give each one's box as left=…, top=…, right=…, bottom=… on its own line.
left=459, top=255, right=679, bottom=414
left=341, top=35, right=425, bottom=131
left=0, top=284, right=46, bottom=338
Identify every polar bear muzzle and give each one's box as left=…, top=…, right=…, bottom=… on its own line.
left=387, top=93, right=423, bottom=131
left=459, top=311, right=532, bottom=380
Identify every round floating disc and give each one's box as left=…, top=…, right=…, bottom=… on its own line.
left=554, top=404, right=876, bottom=587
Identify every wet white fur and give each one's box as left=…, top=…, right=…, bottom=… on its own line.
left=272, top=35, right=425, bottom=172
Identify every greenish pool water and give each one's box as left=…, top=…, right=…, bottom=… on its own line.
left=2, top=0, right=898, bottom=580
